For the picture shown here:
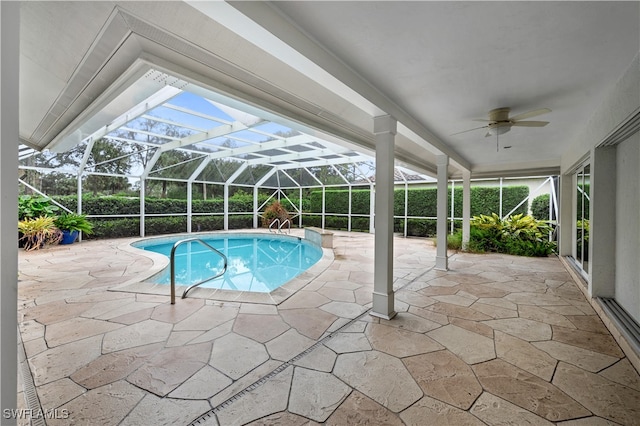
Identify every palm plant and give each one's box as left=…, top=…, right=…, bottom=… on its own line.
left=18, top=216, right=62, bottom=251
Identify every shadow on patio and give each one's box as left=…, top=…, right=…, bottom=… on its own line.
left=17, top=231, right=640, bottom=425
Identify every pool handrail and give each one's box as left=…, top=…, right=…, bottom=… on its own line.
left=279, top=218, right=291, bottom=234
left=170, top=237, right=228, bottom=304
left=268, top=218, right=291, bottom=234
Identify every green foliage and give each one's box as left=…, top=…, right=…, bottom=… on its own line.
left=531, top=194, right=550, bottom=220
left=18, top=195, right=60, bottom=220
left=54, top=213, right=94, bottom=234
left=447, top=232, right=462, bottom=250
left=311, top=186, right=529, bottom=218
left=90, top=218, right=141, bottom=239
left=298, top=215, right=369, bottom=231
left=450, top=213, right=556, bottom=257
left=18, top=216, right=63, bottom=250
left=404, top=219, right=438, bottom=237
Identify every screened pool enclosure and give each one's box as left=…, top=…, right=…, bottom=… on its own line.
left=18, top=69, right=556, bottom=238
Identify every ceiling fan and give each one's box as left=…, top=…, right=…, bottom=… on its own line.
left=452, top=107, right=551, bottom=138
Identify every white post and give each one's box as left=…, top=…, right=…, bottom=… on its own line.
left=1, top=2, right=19, bottom=419
left=253, top=186, right=259, bottom=229
left=77, top=172, right=83, bottom=242
left=348, top=184, right=352, bottom=232
left=450, top=180, right=455, bottom=234
left=436, top=155, right=449, bottom=270
left=590, top=148, right=616, bottom=298
left=462, top=170, right=471, bottom=251
left=223, top=184, right=229, bottom=231
left=404, top=181, right=408, bottom=237
left=139, top=178, right=145, bottom=237
left=299, top=187, right=303, bottom=228
left=321, top=186, right=326, bottom=229
left=187, top=182, right=192, bottom=233
left=558, top=173, right=574, bottom=256
left=499, top=177, right=504, bottom=219
left=369, top=183, right=375, bottom=234
left=371, top=115, right=397, bottom=320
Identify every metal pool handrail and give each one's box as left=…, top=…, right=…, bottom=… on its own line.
left=170, top=238, right=228, bottom=304
left=279, top=218, right=291, bottom=234
left=268, top=218, right=291, bottom=234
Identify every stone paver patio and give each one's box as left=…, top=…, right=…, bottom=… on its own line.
left=17, top=230, right=640, bottom=425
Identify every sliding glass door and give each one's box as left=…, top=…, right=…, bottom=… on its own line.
left=575, top=164, right=590, bottom=274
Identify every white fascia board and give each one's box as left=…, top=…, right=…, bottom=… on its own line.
left=186, top=1, right=383, bottom=118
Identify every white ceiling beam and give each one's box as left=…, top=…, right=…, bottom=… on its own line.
left=158, top=121, right=251, bottom=152
left=204, top=134, right=317, bottom=160
left=193, top=1, right=471, bottom=171
left=82, top=86, right=182, bottom=145
left=271, top=155, right=370, bottom=170
left=244, top=147, right=355, bottom=165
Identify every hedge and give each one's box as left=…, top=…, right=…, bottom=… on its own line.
left=53, top=195, right=267, bottom=216
left=310, top=186, right=529, bottom=217
left=86, top=214, right=254, bottom=239
left=55, top=185, right=530, bottom=239
left=531, top=194, right=550, bottom=220
left=301, top=215, right=370, bottom=231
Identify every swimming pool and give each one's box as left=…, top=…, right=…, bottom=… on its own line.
left=133, top=233, right=323, bottom=293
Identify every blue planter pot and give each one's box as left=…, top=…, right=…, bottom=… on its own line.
left=60, top=230, right=79, bottom=244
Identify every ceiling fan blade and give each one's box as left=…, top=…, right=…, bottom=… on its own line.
left=510, top=108, right=551, bottom=122
left=472, top=119, right=492, bottom=122
left=511, top=121, right=549, bottom=127
left=450, top=125, right=488, bottom=136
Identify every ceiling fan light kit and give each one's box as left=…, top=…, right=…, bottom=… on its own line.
left=452, top=107, right=551, bottom=151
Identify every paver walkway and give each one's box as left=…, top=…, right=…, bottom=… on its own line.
left=17, top=230, right=640, bottom=425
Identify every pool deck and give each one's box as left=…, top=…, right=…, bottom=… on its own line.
left=17, top=229, right=640, bottom=425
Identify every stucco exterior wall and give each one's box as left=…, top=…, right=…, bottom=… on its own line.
left=560, top=52, right=640, bottom=326
left=561, top=53, right=640, bottom=173
left=615, top=133, right=640, bottom=320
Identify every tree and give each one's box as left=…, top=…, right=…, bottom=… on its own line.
left=84, top=139, right=132, bottom=195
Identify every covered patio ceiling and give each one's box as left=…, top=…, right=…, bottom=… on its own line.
left=18, top=2, right=640, bottom=180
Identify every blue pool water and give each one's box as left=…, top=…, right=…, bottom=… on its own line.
left=133, top=234, right=323, bottom=293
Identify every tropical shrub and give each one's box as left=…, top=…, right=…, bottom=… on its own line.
left=449, top=213, right=556, bottom=256
left=531, top=194, right=550, bottom=220
left=18, top=216, right=63, bottom=250
left=18, top=195, right=60, bottom=220
left=54, top=213, right=94, bottom=234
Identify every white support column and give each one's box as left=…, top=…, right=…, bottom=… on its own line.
left=558, top=173, right=574, bottom=256
left=371, top=115, right=397, bottom=320
left=404, top=181, right=408, bottom=238
left=462, top=170, right=471, bottom=251
left=139, top=179, right=145, bottom=237
left=321, top=187, right=326, bottom=229
left=348, top=184, right=352, bottom=232
left=299, top=187, right=303, bottom=228
left=369, top=183, right=375, bottom=234
left=590, top=147, right=616, bottom=298
left=1, top=2, right=19, bottom=419
left=499, top=177, right=504, bottom=218
left=253, top=187, right=259, bottom=228
left=187, top=183, right=193, bottom=233
left=450, top=180, right=455, bottom=234
left=436, top=155, right=449, bottom=270
left=224, top=184, right=229, bottom=231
